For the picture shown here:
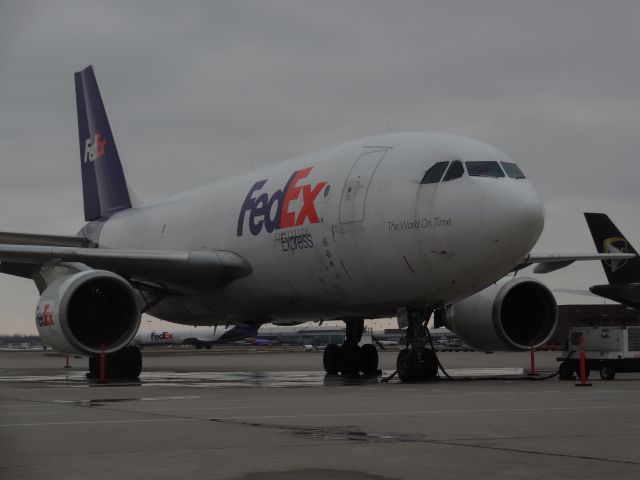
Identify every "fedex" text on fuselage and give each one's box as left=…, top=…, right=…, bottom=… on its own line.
left=237, top=167, right=327, bottom=236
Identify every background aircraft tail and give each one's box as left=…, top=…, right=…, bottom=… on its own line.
left=75, top=65, right=137, bottom=221
left=584, top=212, right=640, bottom=284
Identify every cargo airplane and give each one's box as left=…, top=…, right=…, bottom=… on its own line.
left=134, top=324, right=257, bottom=349
left=3, top=66, right=632, bottom=381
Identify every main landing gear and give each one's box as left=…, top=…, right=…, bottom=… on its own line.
left=323, top=319, right=379, bottom=376
left=396, top=307, right=439, bottom=382
left=87, top=345, right=143, bottom=380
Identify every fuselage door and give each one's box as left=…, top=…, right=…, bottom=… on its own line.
left=339, top=149, right=387, bottom=225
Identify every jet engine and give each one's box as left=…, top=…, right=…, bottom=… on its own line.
left=35, top=270, right=140, bottom=356
left=436, top=277, right=558, bottom=351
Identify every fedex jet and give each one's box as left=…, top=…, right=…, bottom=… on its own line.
left=4, top=66, right=632, bottom=381
left=134, top=324, right=258, bottom=349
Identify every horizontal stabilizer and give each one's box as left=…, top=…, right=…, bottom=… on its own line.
left=553, top=288, right=599, bottom=298
left=515, top=253, right=636, bottom=274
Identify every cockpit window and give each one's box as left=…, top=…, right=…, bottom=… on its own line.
left=442, top=160, right=465, bottom=181
left=465, top=161, right=505, bottom=178
left=500, top=162, right=526, bottom=179
left=420, top=161, right=449, bottom=184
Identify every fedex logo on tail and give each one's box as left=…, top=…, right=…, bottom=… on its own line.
left=83, top=133, right=107, bottom=163
left=238, top=167, right=327, bottom=236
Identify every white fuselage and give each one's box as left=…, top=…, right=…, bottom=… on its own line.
left=94, top=132, right=544, bottom=325
left=134, top=326, right=242, bottom=346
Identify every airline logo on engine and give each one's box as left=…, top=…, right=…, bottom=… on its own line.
left=83, top=133, right=107, bottom=163
left=237, top=167, right=327, bottom=236
left=35, top=303, right=55, bottom=328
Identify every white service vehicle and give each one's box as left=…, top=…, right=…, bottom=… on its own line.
left=558, top=326, right=640, bottom=380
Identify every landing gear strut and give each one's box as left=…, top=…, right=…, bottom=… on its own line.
left=87, top=345, right=143, bottom=380
left=323, top=318, right=379, bottom=376
left=396, top=307, right=439, bottom=382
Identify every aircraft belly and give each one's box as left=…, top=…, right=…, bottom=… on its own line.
left=147, top=288, right=414, bottom=325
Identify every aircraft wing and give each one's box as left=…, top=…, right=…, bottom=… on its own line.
left=516, top=253, right=636, bottom=274
left=0, top=244, right=252, bottom=293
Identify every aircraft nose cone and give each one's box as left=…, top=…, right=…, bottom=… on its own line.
left=481, top=181, right=544, bottom=253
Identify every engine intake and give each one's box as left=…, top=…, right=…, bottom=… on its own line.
left=36, top=270, right=140, bottom=355
left=437, top=277, right=558, bottom=351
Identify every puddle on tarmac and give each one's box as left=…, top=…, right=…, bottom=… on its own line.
left=0, top=367, right=524, bottom=388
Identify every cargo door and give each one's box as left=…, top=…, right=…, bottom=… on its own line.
left=339, top=150, right=387, bottom=225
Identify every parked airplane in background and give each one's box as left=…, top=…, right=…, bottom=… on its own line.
left=135, top=324, right=257, bottom=349
left=584, top=213, right=640, bottom=309
left=2, top=66, right=632, bottom=381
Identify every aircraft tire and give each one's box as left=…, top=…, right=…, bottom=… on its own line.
left=87, top=355, right=120, bottom=379
left=86, top=347, right=141, bottom=380
left=397, top=348, right=419, bottom=382
left=120, top=346, right=143, bottom=379
left=323, top=344, right=341, bottom=374
left=600, top=364, right=616, bottom=380
left=418, top=348, right=439, bottom=380
left=575, top=365, right=590, bottom=380
left=360, top=344, right=378, bottom=375
left=558, top=361, right=574, bottom=380
left=339, top=343, right=361, bottom=376
left=88, top=356, right=99, bottom=378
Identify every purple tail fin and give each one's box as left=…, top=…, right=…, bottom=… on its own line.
left=75, top=65, right=132, bottom=221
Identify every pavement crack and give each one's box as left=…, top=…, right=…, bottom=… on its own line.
left=428, top=439, right=640, bottom=467
left=209, top=418, right=422, bottom=443
left=209, top=418, right=640, bottom=466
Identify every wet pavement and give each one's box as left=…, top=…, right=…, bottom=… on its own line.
left=0, top=367, right=527, bottom=389
left=2, top=349, right=640, bottom=479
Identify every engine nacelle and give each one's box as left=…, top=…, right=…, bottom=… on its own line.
left=35, top=270, right=141, bottom=355
left=437, top=277, right=558, bottom=351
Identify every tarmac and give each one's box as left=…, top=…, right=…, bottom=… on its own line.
left=1, top=348, right=640, bottom=479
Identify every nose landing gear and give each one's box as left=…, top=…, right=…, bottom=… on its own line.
left=323, top=318, right=379, bottom=376
left=396, top=307, right=439, bottom=382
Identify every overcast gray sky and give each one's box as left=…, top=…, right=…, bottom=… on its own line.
left=1, top=1, right=640, bottom=334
